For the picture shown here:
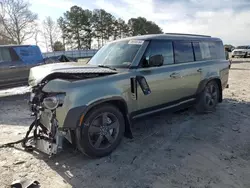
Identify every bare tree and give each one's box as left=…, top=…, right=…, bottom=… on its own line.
left=42, top=27, right=49, bottom=52
left=34, top=28, right=40, bottom=46
left=0, top=22, right=15, bottom=44
left=0, top=0, right=38, bottom=44
left=43, top=16, right=59, bottom=51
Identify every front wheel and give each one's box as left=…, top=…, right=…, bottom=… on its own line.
left=195, top=81, right=220, bottom=113
left=76, top=104, right=125, bottom=158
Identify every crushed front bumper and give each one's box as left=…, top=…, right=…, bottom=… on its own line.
left=27, top=114, right=64, bottom=156
left=25, top=101, right=66, bottom=156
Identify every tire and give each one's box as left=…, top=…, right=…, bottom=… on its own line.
left=244, top=53, right=248, bottom=58
left=76, top=104, right=125, bottom=158
left=195, top=80, right=220, bottom=113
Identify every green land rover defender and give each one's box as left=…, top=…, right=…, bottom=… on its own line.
left=28, top=33, right=230, bottom=158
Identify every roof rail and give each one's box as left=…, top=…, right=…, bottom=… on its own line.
left=165, top=33, right=211, bottom=37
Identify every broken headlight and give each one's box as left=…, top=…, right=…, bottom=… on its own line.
left=43, top=93, right=65, bottom=110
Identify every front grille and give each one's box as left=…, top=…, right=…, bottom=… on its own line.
left=235, top=51, right=245, bottom=54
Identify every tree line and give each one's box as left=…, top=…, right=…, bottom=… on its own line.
left=0, top=0, right=163, bottom=51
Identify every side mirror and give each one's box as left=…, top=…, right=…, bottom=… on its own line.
left=149, top=54, right=164, bottom=67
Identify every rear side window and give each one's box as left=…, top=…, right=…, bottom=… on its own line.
left=173, top=41, right=194, bottom=63
left=193, top=41, right=225, bottom=61
left=0, top=47, right=12, bottom=62
left=143, top=40, right=174, bottom=66
left=210, top=41, right=225, bottom=59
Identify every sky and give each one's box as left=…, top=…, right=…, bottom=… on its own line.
left=29, top=0, right=250, bottom=52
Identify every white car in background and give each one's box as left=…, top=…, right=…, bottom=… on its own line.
left=231, top=45, right=250, bottom=58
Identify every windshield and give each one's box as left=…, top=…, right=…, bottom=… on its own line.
left=88, top=40, right=144, bottom=68
left=236, top=46, right=249, bottom=49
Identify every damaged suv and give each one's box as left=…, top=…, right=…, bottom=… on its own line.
left=28, top=33, right=230, bottom=158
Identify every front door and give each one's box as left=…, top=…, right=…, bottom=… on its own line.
left=135, top=40, right=181, bottom=111
left=135, top=40, right=201, bottom=112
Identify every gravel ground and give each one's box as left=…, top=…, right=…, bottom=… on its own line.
left=1, top=61, right=250, bottom=188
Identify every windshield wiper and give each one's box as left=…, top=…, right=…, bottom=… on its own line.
left=98, top=64, right=116, bottom=71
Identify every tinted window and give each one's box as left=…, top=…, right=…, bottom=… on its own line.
left=199, top=42, right=211, bottom=60
left=210, top=41, right=225, bottom=59
left=209, top=42, right=219, bottom=59
left=142, top=40, right=174, bottom=66
left=0, top=47, right=12, bottom=62
left=173, top=41, right=194, bottom=63
left=9, top=47, right=20, bottom=61
left=193, top=42, right=202, bottom=61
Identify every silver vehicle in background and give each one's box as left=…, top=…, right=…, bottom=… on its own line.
left=231, top=45, right=250, bottom=58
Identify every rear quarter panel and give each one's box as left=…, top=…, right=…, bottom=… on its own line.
left=199, top=59, right=229, bottom=91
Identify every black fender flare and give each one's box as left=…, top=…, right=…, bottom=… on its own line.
left=63, top=96, right=133, bottom=138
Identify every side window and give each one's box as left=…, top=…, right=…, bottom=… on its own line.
left=9, top=47, right=20, bottom=61
left=0, top=47, right=12, bottom=62
left=209, top=41, right=218, bottom=59
left=173, top=41, right=194, bottom=63
left=197, top=41, right=225, bottom=60
left=142, top=40, right=174, bottom=67
left=213, top=41, right=225, bottom=59
left=193, top=42, right=202, bottom=61
left=199, top=42, right=211, bottom=60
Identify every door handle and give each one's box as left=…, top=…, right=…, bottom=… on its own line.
left=197, top=68, right=202, bottom=72
left=170, top=72, right=181, bottom=78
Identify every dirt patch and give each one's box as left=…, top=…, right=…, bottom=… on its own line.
left=1, top=62, right=250, bottom=188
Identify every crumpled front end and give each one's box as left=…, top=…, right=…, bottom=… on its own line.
left=26, top=63, right=118, bottom=156
left=28, top=85, right=70, bottom=155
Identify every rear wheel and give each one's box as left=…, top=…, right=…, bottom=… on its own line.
left=76, top=104, right=125, bottom=158
left=195, top=81, right=220, bottom=113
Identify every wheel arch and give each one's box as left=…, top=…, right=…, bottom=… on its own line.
left=82, top=97, right=133, bottom=139
left=197, top=77, right=223, bottom=103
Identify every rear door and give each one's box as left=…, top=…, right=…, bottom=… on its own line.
left=170, top=41, right=202, bottom=99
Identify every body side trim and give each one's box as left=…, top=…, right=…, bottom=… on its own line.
left=132, top=98, right=196, bottom=119
left=130, top=95, right=196, bottom=119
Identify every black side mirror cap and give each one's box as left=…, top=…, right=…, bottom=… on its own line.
left=149, top=54, right=164, bottom=67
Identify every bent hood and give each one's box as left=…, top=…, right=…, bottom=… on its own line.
left=28, top=62, right=118, bottom=87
